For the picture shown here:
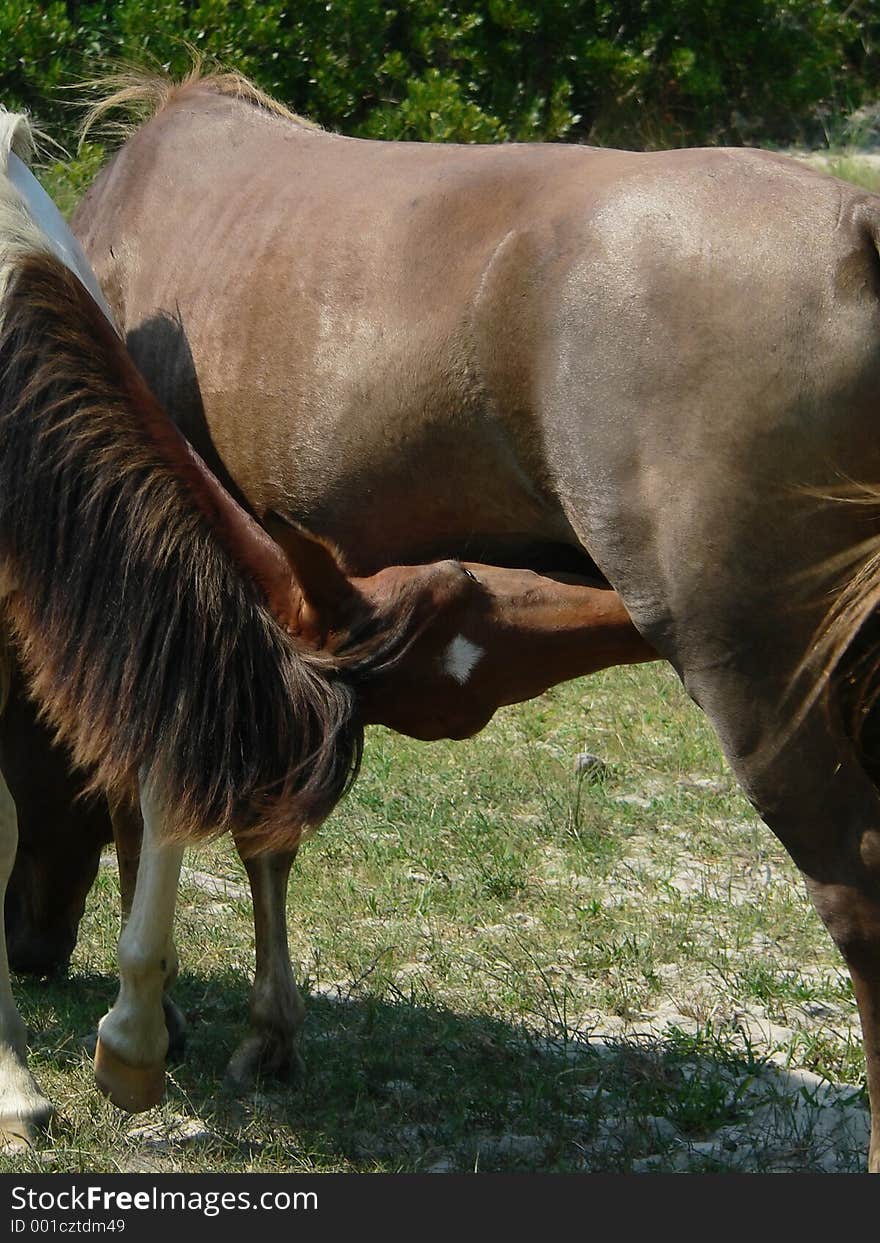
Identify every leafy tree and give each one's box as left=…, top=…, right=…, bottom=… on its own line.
left=2, top=0, right=878, bottom=166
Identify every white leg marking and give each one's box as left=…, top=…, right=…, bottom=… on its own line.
left=442, top=634, right=486, bottom=686
left=98, top=780, right=183, bottom=1071
left=0, top=770, right=54, bottom=1140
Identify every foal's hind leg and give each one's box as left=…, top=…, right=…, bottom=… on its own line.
left=0, top=771, right=53, bottom=1145
left=225, top=845, right=305, bottom=1088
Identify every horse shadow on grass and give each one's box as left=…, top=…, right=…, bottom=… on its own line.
left=10, top=966, right=871, bottom=1173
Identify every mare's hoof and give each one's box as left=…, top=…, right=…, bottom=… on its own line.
left=225, top=1031, right=305, bottom=1090
left=94, top=1039, right=165, bottom=1112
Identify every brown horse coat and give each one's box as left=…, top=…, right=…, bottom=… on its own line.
left=69, top=73, right=880, bottom=1167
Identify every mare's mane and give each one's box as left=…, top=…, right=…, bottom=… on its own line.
left=80, top=58, right=319, bottom=147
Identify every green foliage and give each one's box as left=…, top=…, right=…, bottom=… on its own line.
left=3, top=2, right=880, bottom=164
left=39, top=141, right=104, bottom=215
left=0, top=1, right=77, bottom=122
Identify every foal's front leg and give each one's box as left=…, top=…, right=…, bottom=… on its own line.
left=0, top=771, right=53, bottom=1144
left=226, top=846, right=306, bottom=1087
left=111, top=805, right=305, bottom=1089
left=110, top=797, right=186, bottom=1056
left=94, top=781, right=183, bottom=1112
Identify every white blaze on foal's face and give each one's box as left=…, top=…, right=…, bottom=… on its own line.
left=442, top=634, right=486, bottom=686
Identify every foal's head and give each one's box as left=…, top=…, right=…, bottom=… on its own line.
left=266, top=519, right=653, bottom=741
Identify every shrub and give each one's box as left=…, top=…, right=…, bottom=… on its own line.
left=2, top=1, right=878, bottom=158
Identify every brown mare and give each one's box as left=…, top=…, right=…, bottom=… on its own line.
left=0, top=106, right=651, bottom=1143
left=28, top=66, right=880, bottom=1168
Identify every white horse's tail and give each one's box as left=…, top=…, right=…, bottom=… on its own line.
left=0, top=108, right=114, bottom=320
left=0, top=109, right=34, bottom=168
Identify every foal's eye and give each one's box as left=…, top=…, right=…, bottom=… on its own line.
left=461, top=565, right=478, bottom=583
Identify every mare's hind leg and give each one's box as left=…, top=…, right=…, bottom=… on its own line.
left=805, top=860, right=880, bottom=1173
left=0, top=770, right=53, bottom=1145
left=110, top=798, right=186, bottom=1056
left=225, top=845, right=305, bottom=1088
left=683, top=663, right=880, bottom=1172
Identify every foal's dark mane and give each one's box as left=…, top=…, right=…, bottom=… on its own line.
left=0, top=251, right=363, bottom=851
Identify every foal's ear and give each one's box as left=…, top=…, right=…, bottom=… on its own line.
left=264, top=513, right=358, bottom=634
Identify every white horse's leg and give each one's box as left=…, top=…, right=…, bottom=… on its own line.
left=94, top=781, right=183, bottom=1113
left=0, top=770, right=53, bottom=1144
left=226, top=847, right=305, bottom=1087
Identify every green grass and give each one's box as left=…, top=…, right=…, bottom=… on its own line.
left=1, top=666, right=870, bottom=1173
left=785, top=149, right=880, bottom=194
left=36, top=144, right=106, bottom=220
left=822, top=154, right=880, bottom=193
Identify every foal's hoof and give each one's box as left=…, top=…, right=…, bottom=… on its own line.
left=94, top=1039, right=165, bottom=1113
left=83, top=998, right=187, bottom=1064
left=225, top=1031, right=305, bottom=1091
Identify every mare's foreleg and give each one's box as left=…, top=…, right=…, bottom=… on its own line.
left=94, top=781, right=183, bottom=1112
left=225, top=845, right=305, bottom=1087
left=0, top=770, right=53, bottom=1144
